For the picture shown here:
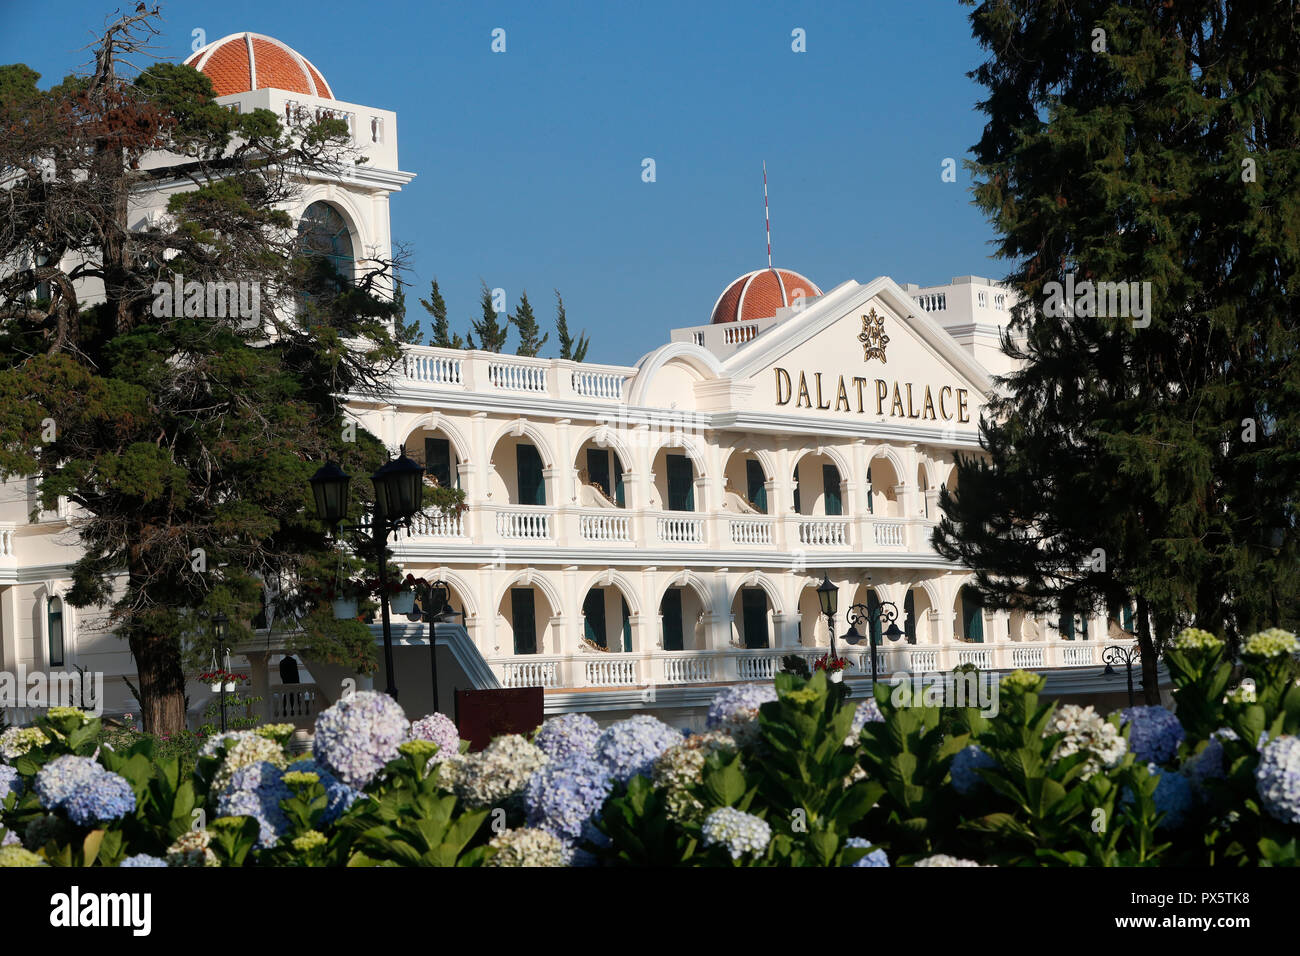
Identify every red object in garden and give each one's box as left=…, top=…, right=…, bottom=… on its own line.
left=814, top=654, right=851, bottom=673
left=455, top=687, right=544, bottom=751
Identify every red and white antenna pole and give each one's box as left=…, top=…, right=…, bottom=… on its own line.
left=763, top=161, right=773, bottom=270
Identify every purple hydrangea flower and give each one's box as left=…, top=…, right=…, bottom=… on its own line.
left=119, top=853, right=167, bottom=867
left=1122, top=764, right=1194, bottom=829
left=843, top=837, right=889, bottom=867
left=1, top=829, right=19, bottom=847
left=595, top=716, right=682, bottom=784
left=524, top=754, right=613, bottom=841
left=410, top=713, right=461, bottom=762
left=950, top=745, right=996, bottom=795
left=1120, top=706, right=1185, bottom=764
left=706, top=684, right=777, bottom=729
left=0, top=764, right=22, bottom=800
left=312, top=691, right=410, bottom=789
left=34, top=755, right=136, bottom=826
left=1184, top=728, right=1238, bottom=788
left=217, top=761, right=291, bottom=849
left=285, top=758, right=364, bottom=823
left=533, top=714, right=601, bottom=762
left=1256, top=735, right=1300, bottom=825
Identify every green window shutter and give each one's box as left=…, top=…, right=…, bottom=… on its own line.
left=746, top=459, right=767, bottom=513
left=583, top=589, right=607, bottom=649
left=822, top=464, right=842, bottom=516
left=962, top=588, right=984, bottom=643
left=867, top=590, right=882, bottom=646
left=425, top=437, right=452, bottom=489
left=47, top=596, right=64, bottom=667
left=866, top=466, right=874, bottom=514
left=667, top=454, right=694, bottom=511
left=1060, top=603, right=1074, bottom=640
left=586, top=447, right=610, bottom=498
left=517, top=444, right=545, bottom=505
left=613, top=454, right=626, bottom=507
left=903, top=590, right=916, bottom=644
left=741, top=588, right=768, bottom=648
left=511, top=588, right=537, bottom=655
left=1122, top=603, right=1134, bottom=632
left=792, top=467, right=801, bottom=514
left=660, top=588, right=684, bottom=651
left=621, top=599, right=631, bottom=653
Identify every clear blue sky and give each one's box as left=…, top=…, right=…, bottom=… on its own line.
left=4, top=0, right=1003, bottom=365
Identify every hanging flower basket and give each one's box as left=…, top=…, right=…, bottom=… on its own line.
left=389, top=589, right=416, bottom=615
left=828, top=670, right=844, bottom=684
left=333, top=597, right=359, bottom=619
left=814, top=654, right=852, bottom=680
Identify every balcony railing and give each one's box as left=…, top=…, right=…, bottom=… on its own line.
left=271, top=683, right=323, bottom=724
left=391, top=345, right=637, bottom=404
left=495, top=507, right=551, bottom=540
left=796, top=518, right=849, bottom=547
left=403, top=352, right=463, bottom=385
left=578, top=511, right=631, bottom=543
left=655, top=513, right=704, bottom=544
left=572, top=369, right=627, bottom=400
left=408, top=510, right=465, bottom=538
left=871, top=519, right=907, bottom=547
left=489, top=360, right=548, bottom=393
left=729, top=518, right=774, bottom=546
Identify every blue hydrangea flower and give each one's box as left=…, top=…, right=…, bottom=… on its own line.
left=950, top=744, right=996, bottom=795
left=1184, top=728, right=1238, bottom=789
left=706, top=684, right=777, bottom=729
left=1122, top=764, right=1194, bottom=829
left=312, top=690, right=410, bottom=790
left=216, top=760, right=291, bottom=849
left=1256, top=735, right=1300, bottom=825
left=2, top=829, right=19, bottom=847
left=595, top=716, right=682, bottom=784
left=0, top=764, right=22, bottom=800
left=119, top=853, right=167, bottom=867
left=286, top=758, right=363, bottom=823
left=1120, top=706, right=1185, bottom=764
left=410, top=713, right=461, bottom=762
left=524, top=754, right=613, bottom=841
left=851, top=698, right=884, bottom=732
left=34, top=755, right=136, bottom=826
left=534, top=714, right=601, bottom=762
left=843, top=837, right=889, bottom=867
left=701, top=806, right=771, bottom=860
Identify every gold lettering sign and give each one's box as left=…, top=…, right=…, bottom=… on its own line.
left=773, top=366, right=973, bottom=424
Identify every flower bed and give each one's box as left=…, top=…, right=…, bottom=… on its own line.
left=1, top=627, right=1298, bottom=867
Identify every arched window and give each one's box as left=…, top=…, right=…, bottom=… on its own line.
left=297, top=202, right=354, bottom=294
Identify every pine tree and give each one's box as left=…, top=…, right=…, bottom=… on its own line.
left=391, top=287, right=423, bottom=344
left=933, top=1, right=1300, bottom=701
left=509, top=290, right=549, bottom=357
left=554, top=289, right=590, bottom=362
left=420, top=278, right=464, bottom=348
left=469, top=280, right=508, bottom=353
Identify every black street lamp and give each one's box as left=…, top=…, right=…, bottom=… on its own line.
left=1102, top=642, right=1143, bottom=707
left=212, top=611, right=229, bottom=732
left=843, top=600, right=903, bottom=686
left=416, top=579, right=451, bottom=714
left=309, top=447, right=424, bottom=700
left=816, top=575, right=840, bottom=663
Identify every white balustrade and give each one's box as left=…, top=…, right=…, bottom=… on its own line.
left=729, top=519, right=773, bottom=545
left=958, top=647, right=993, bottom=669
left=872, top=521, right=906, bottom=546
left=1010, top=645, right=1045, bottom=668
left=723, top=323, right=759, bottom=345
left=584, top=658, right=638, bottom=686
left=572, top=370, right=626, bottom=400
left=579, top=512, right=630, bottom=542
left=662, top=655, right=714, bottom=684
left=403, top=352, right=463, bottom=385
left=489, top=361, right=548, bottom=392
left=408, top=511, right=464, bottom=538
left=656, top=515, right=703, bottom=544
left=908, top=649, right=939, bottom=672
left=736, top=653, right=778, bottom=681
left=499, top=658, right=559, bottom=688
left=272, top=684, right=322, bottom=721
left=1062, top=644, right=1095, bottom=666
left=797, top=519, right=848, bottom=546
left=496, top=509, right=551, bottom=539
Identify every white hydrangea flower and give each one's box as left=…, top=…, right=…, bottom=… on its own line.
left=451, top=735, right=549, bottom=809
left=701, top=807, right=771, bottom=861
left=486, top=827, right=570, bottom=867
left=1044, top=704, right=1127, bottom=779
left=914, top=854, right=984, bottom=867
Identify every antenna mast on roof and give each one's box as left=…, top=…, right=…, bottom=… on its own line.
left=763, top=161, right=773, bottom=270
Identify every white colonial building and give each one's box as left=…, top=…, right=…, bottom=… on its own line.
left=0, top=33, right=1151, bottom=732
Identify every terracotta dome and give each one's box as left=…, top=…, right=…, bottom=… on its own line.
left=710, top=268, right=822, bottom=324
left=184, top=33, right=334, bottom=99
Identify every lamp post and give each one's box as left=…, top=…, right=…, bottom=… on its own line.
left=843, top=600, right=903, bottom=686
left=212, top=611, right=229, bottom=732
left=413, top=578, right=450, bottom=714
left=1102, top=642, right=1143, bottom=707
left=310, top=446, right=425, bottom=700
left=816, top=575, right=839, bottom=662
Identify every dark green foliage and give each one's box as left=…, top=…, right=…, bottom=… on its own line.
left=509, top=290, right=548, bottom=357
left=421, top=277, right=465, bottom=348
left=468, top=280, right=508, bottom=352
left=554, top=290, right=589, bottom=362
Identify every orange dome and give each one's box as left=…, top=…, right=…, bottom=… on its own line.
left=710, top=268, right=822, bottom=324
left=184, top=33, right=334, bottom=99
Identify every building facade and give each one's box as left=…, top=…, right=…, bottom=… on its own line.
left=0, top=33, right=1146, bottom=731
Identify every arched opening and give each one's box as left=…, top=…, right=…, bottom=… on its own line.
left=490, top=434, right=549, bottom=506
left=866, top=456, right=901, bottom=517
left=722, top=452, right=768, bottom=514
left=792, top=451, right=844, bottom=516
left=916, top=465, right=930, bottom=519
left=297, top=201, right=355, bottom=294
left=47, top=595, right=65, bottom=667
left=499, top=583, right=556, bottom=655
left=659, top=585, right=706, bottom=651
left=956, top=585, right=986, bottom=643
left=797, top=583, right=831, bottom=646
left=905, top=587, right=931, bottom=644
left=1056, top=597, right=1088, bottom=641
left=405, top=426, right=462, bottom=492
left=730, top=584, right=773, bottom=649
left=581, top=585, right=633, bottom=653
left=574, top=438, right=625, bottom=508
left=651, top=445, right=699, bottom=512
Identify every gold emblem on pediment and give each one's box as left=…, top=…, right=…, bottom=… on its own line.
left=858, top=308, right=889, bottom=364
